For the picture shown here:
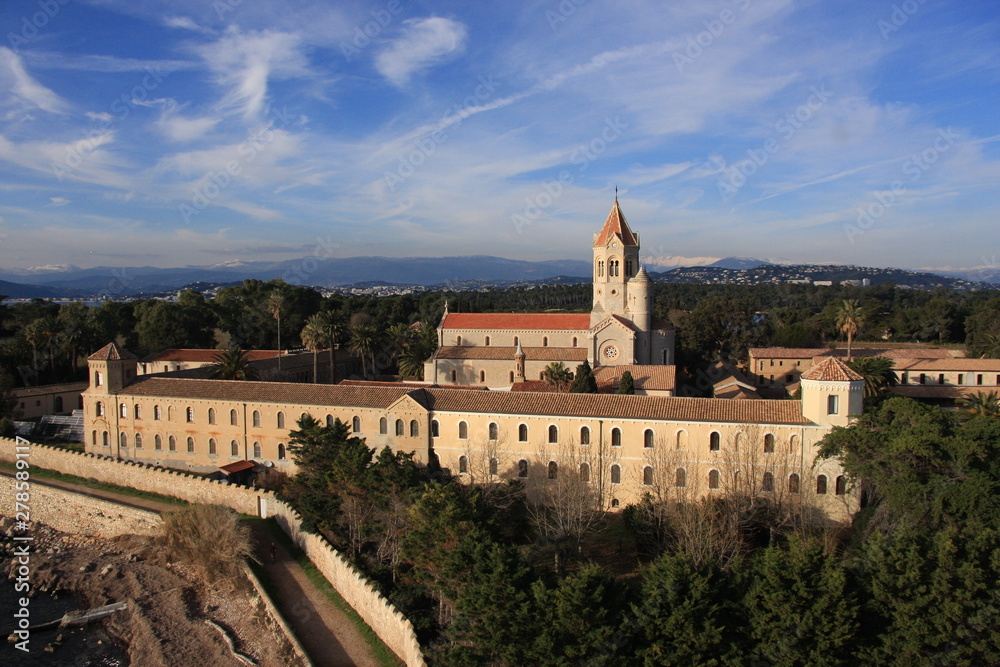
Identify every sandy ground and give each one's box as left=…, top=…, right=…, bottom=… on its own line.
left=2, top=521, right=304, bottom=667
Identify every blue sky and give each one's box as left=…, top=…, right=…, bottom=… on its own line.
left=0, top=0, right=998, bottom=273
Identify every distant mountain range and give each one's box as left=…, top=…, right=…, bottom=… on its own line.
left=0, top=256, right=994, bottom=299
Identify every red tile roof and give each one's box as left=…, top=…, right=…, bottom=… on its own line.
left=593, top=364, right=675, bottom=391
left=800, top=357, right=863, bottom=382
left=88, top=342, right=137, bottom=361
left=339, top=380, right=488, bottom=391
left=893, top=358, right=1000, bottom=371
left=441, top=313, right=591, bottom=330
left=892, top=385, right=994, bottom=399
left=435, top=346, right=589, bottom=362
left=594, top=200, right=637, bottom=246
left=220, top=460, right=255, bottom=474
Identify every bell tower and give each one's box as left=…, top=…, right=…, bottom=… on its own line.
left=591, top=198, right=640, bottom=327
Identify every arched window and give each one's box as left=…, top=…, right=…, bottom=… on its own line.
left=611, top=428, right=621, bottom=447
left=94, top=371, right=103, bottom=386
left=489, top=422, right=498, bottom=441
left=489, top=458, right=498, bottom=476
left=230, top=409, right=238, bottom=425
left=459, top=421, right=468, bottom=439
left=167, top=406, right=174, bottom=421
left=456, top=335, right=462, bottom=346
left=186, top=407, right=194, bottom=423
left=208, top=408, right=216, bottom=424
left=326, top=414, right=335, bottom=427
left=835, top=475, right=846, bottom=495
left=431, top=420, right=439, bottom=437
left=543, top=337, right=549, bottom=347
left=510, top=371, right=515, bottom=383
left=547, top=461, right=558, bottom=480
left=676, top=430, right=687, bottom=450
left=410, top=420, right=419, bottom=437
left=380, top=417, right=388, bottom=434
left=709, top=431, right=721, bottom=451
left=518, top=459, right=529, bottom=478
left=277, top=412, right=285, bottom=429
left=788, top=473, right=800, bottom=494
left=168, top=435, right=176, bottom=452
left=548, top=425, right=558, bottom=444
left=278, top=443, right=286, bottom=460
left=626, top=258, right=633, bottom=277
left=120, top=432, right=128, bottom=448
left=231, top=440, right=239, bottom=456
left=790, top=434, right=800, bottom=456
left=580, top=462, right=591, bottom=482
left=154, top=434, right=162, bottom=451
left=580, top=426, right=591, bottom=445
left=135, top=433, right=142, bottom=449
left=514, top=336, right=519, bottom=346
left=451, top=370, right=457, bottom=382
left=643, top=466, right=654, bottom=486
left=352, top=416, right=361, bottom=432
left=572, top=337, right=578, bottom=347
left=762, top=471, right=774, bottom=492
left=480, top=370, right=486, bottom=382
left=208, top=438, right=216, bottom=455
left=102, top=431, right=109, bottom=447
left=611, top=464, right=621, bottom=484
left=459, top=455, right=468, bottom=474
left=597, top=260, right=604, bottom=277
left=253, top=441, right=262, bottom=458
left=134, top=404, right=141, bottom=419
left=252, top=410, right=260, bottom=427
left=187, top=437, right=195, bottom=453
left=644, top=429, right=654, bottom=448
left=518, top=424, right=528, bottom=442
left=709, top=469, right=720, bottom=489
left=154, top=405, right=162, bottom=420
left=485, top=336, right=491, bottom=346
left=816, top=475, right=828, bottom=495
left=675, top=468, right=687, bottom=488
left=120, top=403, right=127, bottom=418
left=395, top=419, right=404, bottom=436
left=92, top=430, right=97, bottom=446
left=763, top=433, right=775, bottom=453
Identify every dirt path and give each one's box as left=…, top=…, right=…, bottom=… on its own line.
left=5, top=471, right=385, bottom=667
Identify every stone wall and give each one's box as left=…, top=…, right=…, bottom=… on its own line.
left=0, top=474, right=161, bottom=537
left=0, top=438, right=426, bottom=667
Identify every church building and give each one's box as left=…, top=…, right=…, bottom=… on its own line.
left=424, top=200, right=675, bottom=389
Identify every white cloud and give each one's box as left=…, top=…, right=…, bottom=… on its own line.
left=163, top=15, right=212, bottom=34
left=0, top=48, right=67, bottom=115
left=49, top=197, right=70, bottom=206
left=375, top=17, right=467, bottom=87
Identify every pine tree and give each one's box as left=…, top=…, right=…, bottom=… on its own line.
left=617, top=370, right=635, bottom=394
left=569, top=359, right=598, bottom=393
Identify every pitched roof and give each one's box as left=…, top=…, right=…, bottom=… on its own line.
left=139, top=349, right=282, bottom=363
left=434, top=346, right=589, bottom=362
left=441, top=312, right=591, bottom=331
left=88, top=342, right=137, bottom=361
left=339, top=380, right=488, bottom=391
left=421, top=388, right=812, bottom=424
left=892, top=385, right=996, bottom=399
left=749, top=346, right=955, bottom=360
left=593, top=364, right=676, bottom=392
left=121, top=376, right=414, bottom=409
left=892, top=358, right=1000, bottom=371
left=594, top=199, right=637, bottom=247
left=800, top=357, right=863, bottom=382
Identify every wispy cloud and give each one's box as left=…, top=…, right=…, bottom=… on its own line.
left=0, top=48, right=67, bottom=115
left=375, top=17, right=467, bottom=87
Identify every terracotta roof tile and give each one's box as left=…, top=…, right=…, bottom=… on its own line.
left=800, top=357, right=863, bottom=382
left=441, top=313, right=591, bottom=330
left=594, top=200, right=637, bottom=246
left=139, top=349, right=282, bottom=363
left=593, top=364, right=676, bottom=391
left=892, top=385, right=996, bottom=399
left=88, top=342, right=138, bottom=361
left=422, top=389, right=812, bottom=424
left=892, top=358, right=1000, bottom=371
left=435, top=346, right=589, bottom=361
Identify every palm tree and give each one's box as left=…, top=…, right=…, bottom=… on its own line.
left=386, top=322, right=414, bottom=363
left=398, top=322, right=438, bottom=380
left=349, top=322, right=379, bottom=379
left=209, top=348, right=261, bottom=380
left=542, top=361, right=573, bottom=392
left=836, top=299, right=864, bottom=360
left=957, top=391, right=999, bottom=419
left=265, top=290, right=286, bottom=370
left=846, top=356, right=897, bottom=399
left=300, top=315, right=329, bottom=384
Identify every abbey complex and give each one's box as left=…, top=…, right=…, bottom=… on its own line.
left=83, top=201, right=860, bottom=522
